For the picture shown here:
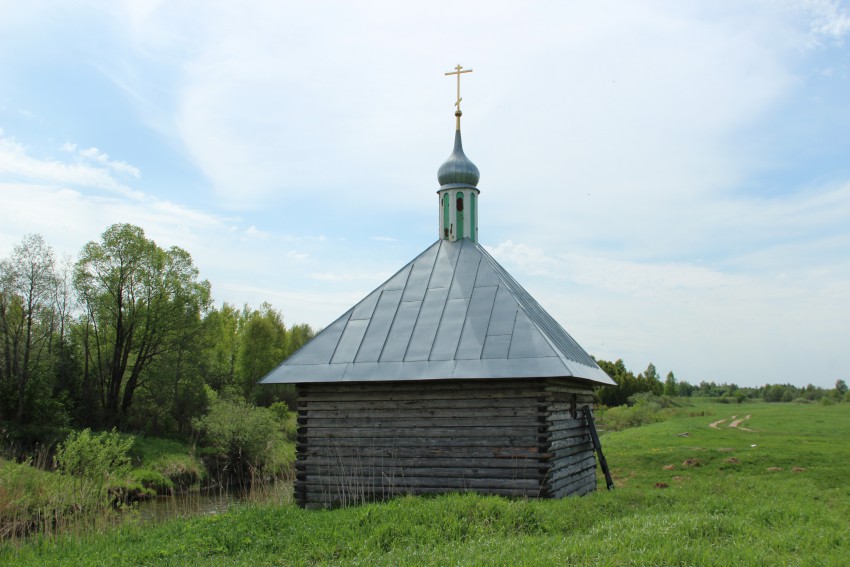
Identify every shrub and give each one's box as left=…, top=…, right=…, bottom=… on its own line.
left=599, top=394, right=664, bottom=432
left=193, top=397, right=291, bottom=483
left=54, top=429, right=133, bottom=482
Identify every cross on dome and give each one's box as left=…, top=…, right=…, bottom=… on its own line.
left=444, top=64, right=473, bottom=129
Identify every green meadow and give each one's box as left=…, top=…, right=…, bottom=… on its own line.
left=3, top=399, right=849, bottom=566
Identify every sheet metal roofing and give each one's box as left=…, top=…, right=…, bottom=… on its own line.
left=261, top=238, right=614, bottom=386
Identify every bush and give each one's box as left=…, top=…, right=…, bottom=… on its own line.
left=597, top=394, right=664, bottom=432
left=193, top=397, right=292, bottom=483
left=54, top=429, right=133, bottom=482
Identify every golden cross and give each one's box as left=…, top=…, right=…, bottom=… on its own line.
left=445, top=64, right=473, bottom=112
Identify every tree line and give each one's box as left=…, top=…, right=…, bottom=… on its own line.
left=594, top=359, right=848, bottom=406
left=0, top=225, right=314, bottom=437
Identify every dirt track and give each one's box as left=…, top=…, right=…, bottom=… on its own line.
left=710, top=415, right=753, bottom=431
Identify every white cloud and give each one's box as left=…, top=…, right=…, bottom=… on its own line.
left=0, top=134, right=143, bottom=198
left=2, top=0, right=849, bottom=386
left=803, top=0, right=850, bottom=42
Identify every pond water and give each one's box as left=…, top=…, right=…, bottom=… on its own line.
left=133, top=482, right=293, bottom=524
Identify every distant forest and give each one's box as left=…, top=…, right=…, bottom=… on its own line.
left=0, top=223, right=846, bottom=439
left=593, top=359, right=848, bottom=407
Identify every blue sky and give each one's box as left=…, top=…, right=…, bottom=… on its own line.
left=1, top=1, right=849, bottom=388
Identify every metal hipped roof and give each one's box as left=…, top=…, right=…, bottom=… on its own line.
left=261, top=238, right=614, bottom=386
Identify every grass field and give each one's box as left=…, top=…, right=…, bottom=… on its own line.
left=2, top=399, right=849, bottom=565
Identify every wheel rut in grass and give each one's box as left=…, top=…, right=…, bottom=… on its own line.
left=709, top=415, right=753, bottom=431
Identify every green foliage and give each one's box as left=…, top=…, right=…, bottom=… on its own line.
left=73, top=223, right=212, bottom=428
left=595, top=359, right=668, bottom=406
left=599, top=392, right=664, bottom=431
left=193, top=395, right=293, bottom=482
left=54, top=429, right=133, bottom=482
left=663, top=371, right=677, bottom=396
left=236, top=303, right=286, bottom=399
left=0, top=234, right=61, bottom=423
left=269, top=402, right=298, bottom=443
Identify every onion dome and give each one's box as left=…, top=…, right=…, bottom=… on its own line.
left=437, top=117, right=480, bottom=190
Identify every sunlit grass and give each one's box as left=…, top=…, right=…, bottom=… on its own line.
left=3, top=399, right=849, bottom=565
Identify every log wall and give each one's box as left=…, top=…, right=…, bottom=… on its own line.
left=295, top=378, right=597, bottom=508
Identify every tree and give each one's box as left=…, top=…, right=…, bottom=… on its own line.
left=835, top=379, right=848, bottom=397
left=676, top=380, right=695, bottom=397
left=0, top=234, right=59, bottom=421
left=201, top=303, right=243, bottom=392
left=284, top=323, right=315, bottom=358
left=663, top=371, right=677, bottom=397
left=236, top=303, right=286, bottom=400
left=640, top=363, right=663, bottom=396
left=74, top=224, right=211, bottom=428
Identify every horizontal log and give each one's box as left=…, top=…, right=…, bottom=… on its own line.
left=547, top=455, right=597, bottom=484
left=298, top=445, right=545, bottom=459
left=298, top=475, right=541, bottom=490
left=543, top=385, right=595, bottom=395
left=545, top=416, right=583, bottom=427
left=300, top=397, right=541, bottom=412
left=298, top=388, right=546, bottom=403
left=302, top=406, right=544, bottom=420
left=549, top=469, right=596, bottom=492
left=546, top=419, right=586, bottom=434
left=548, top=467, right=597, bottom=496
left=548, top=460, right=596, bottom=488
left=298, top=465, right=546, bottom=480
left=548, top=436, right=591, bottom=451
left=549, top=445, right=593, bottom=462
left=298, top=425, right=538, bottom=439
left=300, top=416, right=539, bottom=429
left=547, top=428, right=590, bottom=444
left=546, top=399, right=594, bottom=412
left=297, top=456, right=544, bottom=469
left=297, top=436, right=542, bottom=448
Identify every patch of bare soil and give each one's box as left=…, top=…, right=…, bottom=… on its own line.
left=766, top=467, right=783, bottom=472
left=682, top=458, right=702, bottom=467
left=792, top=467, right=806, bottom=473
left=662, top=465, right=676, bottom=471
left=717, top=447, right=735, bottom=452
left=729, top=415, right=751, bottom=428
left=710, top=415, right=755, bottom=432
left=655, top=482, right=669, bottom=489
left=723, top=457, right=740, bottom=464
left=672, top=476, right=685, bottom=482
